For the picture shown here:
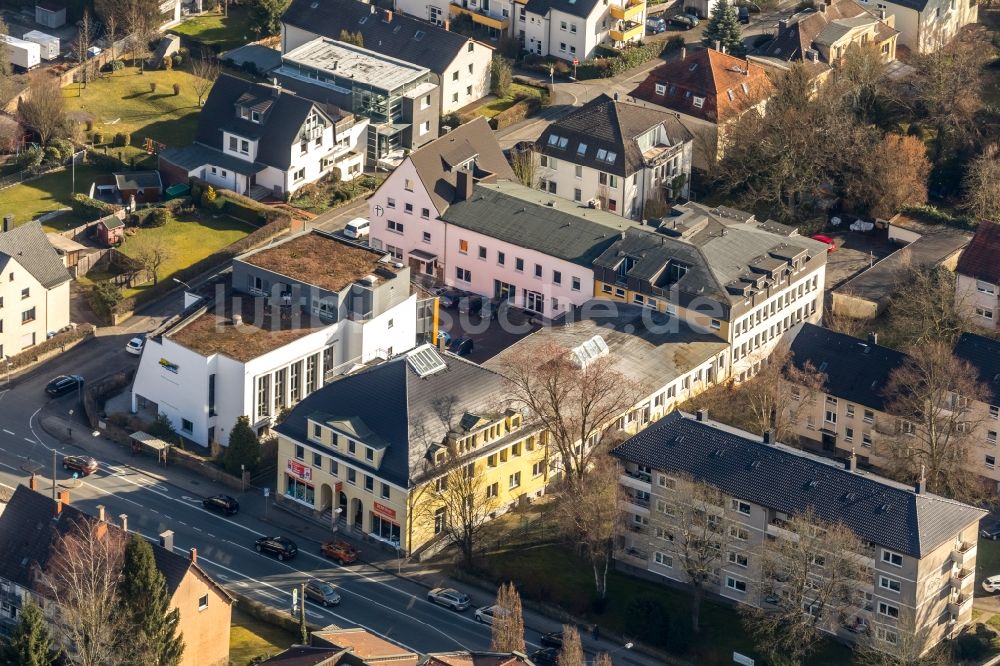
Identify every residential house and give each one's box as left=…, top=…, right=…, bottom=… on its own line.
left=831, top=213, right=970, bottom=319
left=631, top=48, right=774, bottom=169
left=159, top=74, right=366, bottom=199
left=282, top=0, right=493, bottom=115
left=0, top=485, right=234, bottom=666
left=367, top=117, right=515, bottom=280
left=0, top=219, right=71, bottom=359
left=520, top=0, right=646, bottom=60
left=784, top=324, right=1000, bottom=488
left=274, top=38, right=438, bottom=167
left=955, top=219, right=1000, bottom=331
left=591, top=203, right=829, bottom=378
left=131, top=231, right=420, bottom=448
left=274, top=344, right=550, bottom=556
left=855, top=0, right=977, bottom=53
left=533, top=94, right=694, bottom=219
left=750, top=0, right=898, bottom=81
left=612, top=410, right=986, bottom=651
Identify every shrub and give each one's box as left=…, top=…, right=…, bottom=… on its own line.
left=89, top=281, right=123, bottom=323
left=952, top=628, right=991, bottom=662
left=149, top=82, right=157, bottom=93
left=664, top=35, right=686, bottom=52
left=43, top=146, right=61, bottom=163
left=87, top=150, right=128, bottom=172
left=172, top=82, right=180, bottom=96
left=110, top=59, right=124, bottom=71
left=172, top=54, right=183, bottom=68
left=162, top=55, right=172, bottom=70
left=16, top=146, right=44, bottom=171
left=113, top=132, right=131, bottom=147
left=50, top=138, right=74, bottom=160
left=148, top=413, right=181, bottom=445
left=145, top=208, right=169, bottom=227
left=70, top=193, right=116, bottom=220
left=4, top=325, right=96, bottom=371
left=92, top=130, right=104, bottom=145
left=189, top=182, right=202, bottom=202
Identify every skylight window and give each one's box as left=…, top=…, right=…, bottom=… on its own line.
left=577, top=142, right=588, bottom=155
left=741, top=82, right=749, bottom=94
left=595, top=149, right=616, bottom=164
left=414, top=30, right=425, bottom=40
left=692, top=96, right=704, bottom=109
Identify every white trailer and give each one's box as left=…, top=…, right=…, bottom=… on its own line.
left=1, top=35, right=41, bottom=70
left=22, top=31, right=60, bottom=60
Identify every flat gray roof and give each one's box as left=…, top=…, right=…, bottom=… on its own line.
left=280, top=37, right=429, bottom=91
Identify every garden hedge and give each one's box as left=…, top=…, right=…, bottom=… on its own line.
left=70, top=193, right=117, bottom=220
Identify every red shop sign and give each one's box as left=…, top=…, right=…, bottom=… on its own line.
left=373, top=501, right=396, bottom=520
left=287, top=459, right=312, bottom=481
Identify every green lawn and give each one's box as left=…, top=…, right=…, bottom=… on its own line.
left=117, top=211, right=251, bottom=298
left=170, top=6, right=255, bottom=53
left=229, top=608, right=295, bottom=665
left=0, top=165, right=105, bottom=231
left=979, top=538, right=1000, bottom=580
left=64, top=66, right=204, bottom=152
left=478, top=83, right=547, bottom=119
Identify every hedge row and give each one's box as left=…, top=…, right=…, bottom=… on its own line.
left=70, top=193, right=117, bottom=220
left=189, top=177, right=292, bottom=227
left=492, top=97, right=542, bottom=130
left=575, top=37, right=685, bottom=80
left=6, top=325, right=96, bottom=371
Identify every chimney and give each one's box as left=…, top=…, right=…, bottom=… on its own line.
left=233, top=313, right=243, bottom=326
left=915, top=465, right=926, bottom=494
left=878, top=8, right=886, bottom=19
left=2, top=215, right=12, bottom=233
left=696, top=409, right=708, bottom=422
left=120, top=514, right=128, bottom=532
left=762, top=430, right=774, bottom=444
left=454, top=169, right=474, bottom=202
left=29, top=474, right=37, bottom=491
left=714, top=40, right=721, bottom=52
left=867, top=332, right=878, bottom=345
left=160, top=530, right=174, bottom=552
left=819, top=2, right=825, bottom=12
left=613, top=92, right=619, bottom=101
left=443, top=19, right=450, bottom=30
left=383, top=9, right=393, bottom=21
left=55, top=499, right=63, bottom=516
left=438, top=332, right=447, bottom=352
left=681, top=46, right=686, bottom=60
left=189, top=547, right=198, bottom=564
left=59, top=490, right=70, bottom=506
left=846, top=448, right=857, bottom=472
left=778, top=18, right=788, bottom=30
left=96, top=505, right=106, bottom=522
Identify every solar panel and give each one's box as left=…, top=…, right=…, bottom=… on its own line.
left=407, top=346, right=447, bottom=377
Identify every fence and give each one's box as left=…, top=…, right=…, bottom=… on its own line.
left=0, top=150, right=85, bottom=193
left=70, top=248, right=113, bottom=279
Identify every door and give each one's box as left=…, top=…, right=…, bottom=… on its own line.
left=494, top=280, right=516, bottom=301
left=821, top=432, right=836, bottom=452
left=524, top=290, right=544, bottom=313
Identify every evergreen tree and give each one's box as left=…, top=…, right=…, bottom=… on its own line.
left=1, top=598, right=58, bottom=666
left=119, top=535, right=184, bottom=666
left=702, top=0, right=745, bottom=56
left=224, top=416, right=262, bottom=476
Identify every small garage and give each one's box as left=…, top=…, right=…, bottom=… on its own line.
left=115, top=171, right=164, bottom=204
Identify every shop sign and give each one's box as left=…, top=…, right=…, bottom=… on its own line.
left=373, top=501, right=396, bottom=520
left=287, top=459, right=312, bottom=481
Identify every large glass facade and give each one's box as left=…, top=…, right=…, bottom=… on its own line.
left=285, top=475, right=315, bottom=505
left=371, top=514, right=401, bottom=545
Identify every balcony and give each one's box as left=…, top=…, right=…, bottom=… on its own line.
left=766, top=520, right=796, bottom=541
left=609, top=21, right=643, bottom=42
left=623, top=491, right=650, bottom=509
left=951, top=566, right=975, bottom=590
left=620, top=469, right=652, bottom=491
left=618, top=546, right=649, bottom=567
left=448, top=4, right=510, bottom=30
left=951, top=541, right=976, bottom=568
left=610, top=0, right=645, bottom=22
left=947, top=591, right=973, bottom=617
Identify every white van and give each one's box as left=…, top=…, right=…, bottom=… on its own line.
left=344, top=218, right=370, bottom=239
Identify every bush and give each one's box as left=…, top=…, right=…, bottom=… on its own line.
left=664, top=35, right=686, bottom=52
left=4, top=325, right=96, bottom=371
left=145, top=208, right=169, bottom=227
left=70, top=193, right=116, bottom=220
left=172, top=82, right=180, bottom=95
left=92, top=130, right=104, bottom=145
left=490, top=55, right=513, bottom=97
left=110, top=59, right=125, bottom=71
left=50, top=138, right=74, bottom=160
left=16, top=146, right=44, bottom=171
left=113, top=132, right=131, bottom=148
left=149, top=82, right=157, bottom=93
left=952, top=627, right=992, bottom=662
left=189, top=182, right=202, bottom=202
left=87, top=150, right=128, bottom=171
left=492, top=97, right=541, bottom=130
left=148, top=413, right=181, bottom=445
left=89, top=281, right=123, bottom=323
left=43, top=146, right=61, bottom=163
left=162, top=55, right=172, bottom=70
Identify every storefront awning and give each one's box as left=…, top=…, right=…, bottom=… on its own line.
left=408, top=249, right=438, bottom=262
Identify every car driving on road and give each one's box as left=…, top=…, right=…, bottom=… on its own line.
left=427, top=587, right=470, bottom=611
left=46, top=375, right=83, bottom=397
left=125, top=336, right=145, bottom=356
left=474, top=604, right=507, bottom=625
left=62, top=455, right=98, bottom=476
left=320, top=540, right=360, bottom=565
left=255, top=536, right=298, bottom=561
left=540, top=631, right=564, bottom=648
left=304, top=579, right=342, bottom=606
left=202, top=494, right=240, bottom=515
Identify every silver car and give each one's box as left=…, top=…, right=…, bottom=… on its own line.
left=427, top=587, right=470, bottom=611
left=305, top=579, right=341, bottom=607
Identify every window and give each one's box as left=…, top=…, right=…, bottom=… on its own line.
left=654, top=552, right=673, bottom=567
left=731, top=499, right=751, bottom=515
left=574, top=188, right=582, bottom=202
left=348, top=440, right=356, bottom=454
left=478, top=246, right=487, bottom=260
left=181, top=419, right=193, bottom=433
left=987, top=455, right=996, bottom=469
left=381, top=483, right=390, bottom=500
left=534, top=264, right=543, bottom=278
left=459, top=239, right=469, bottom=254
left=862, top=432, right=873, bottom=447
left=293, top=168, right=305, bottom=182
left=387, top=197, right=396, bottom=209
left=365, top=447, right=375, bottom=461
left=456, top=267, right=471, bottom=282
left=655, top=83, right=666, bottom=95
left=313, top=423, right=322, bottom=439
left=20, top=288, right=29, bottom=300
left=710, top=319, right=721, bottom=330
left=422, top=231, right=431, bottom=243
left=330, top=459, right=338, bottom=475
left=658, top=475, right=676, bottom=490
left=532, top=461, right=544, bottom=476
left=509, top=472, right=521, bottom=489
left=387, top=220, right=404, bottom=233
left=434, top=507, right=446, bottom=534
left=881, top=549, right=903, bottom=567
left=198, top=594, right=209, bottom=610
left=728, top=551, right=749, bottom=567
left=570, top=276, right=581, bottom=292
left=295, top=445, right=305, bottom=460
left=692, top=96, right=705, bottom=108
left=976, top=307, right=994, bottom=321
left=497, top=251, right=505, bottom=265
left=729, top=526, right=749, bottom=541
left=364, top=475, right=374, bottom=492
left=21, top=307, right=35, bottom=323
left=863, top=409, right=875, bottom=424
left=846, top=403, right=855, bottom=418
left=486, top=482, right=499, bottom=498
left=977, top=280, right=997, bottom=295
left=879, top=576, right=901, bottom=593
left=992, top=405, right=999, bottom=420
left=420, top=121, right=431, bottom=136
left=404, top=179, right=414, bottom=192
left=877, top=602, right=900, bottom=619
left=435, top=476, right=448, bottom=492
left=844, top=427, right=854, bottom=443
left=421, top=208, right=430, bottom=219
left=726, top=577, right=747, bottom=593
left=404, top=203, right=414, bottom=214
left=515, top=258, right=524, bottom=272
left=560, top=20, right=567, bottom=30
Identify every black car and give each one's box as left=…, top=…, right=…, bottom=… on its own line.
left=437, top=288, right=466, bottom=309
left=457, top=295, right=484, bottom=315
left=738, top=5, right=750, bottom=23
left=203, top=494, right=240, bottom=515
left=448, top=337, right=474, bottom=356
left=255, top=536, right=298, bottom=561
left=46, top=375, right=83, bottom=397
left=530, top=648, right=559, bottom=666
left=982, top=522, right=1000, bottom=540
left=539, top=632, right=564, bottom=648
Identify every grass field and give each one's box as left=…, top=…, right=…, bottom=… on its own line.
left=170, top=5, right=255, bottom=53
left=229, top=608, right=295, bottom=665
left=117, top=211, right=251, bottom=298
left=0, top=165, right=105, bottom=231
left=477, top=83, right=547, bottom=119
left=64, top=66, right=204, bottom=152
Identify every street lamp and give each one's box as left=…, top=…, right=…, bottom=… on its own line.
left=331, top=507, right=343, bottom=533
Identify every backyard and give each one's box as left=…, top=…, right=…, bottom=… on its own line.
left=476, top=83, right=548, bottom=120
left=229, top=609, right=295, bottom=664
left=0, top=164, right=105, bottom=230
left=170, top=5, right=255, bottom=53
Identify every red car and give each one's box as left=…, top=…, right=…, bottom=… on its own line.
left=811, top=234, right=837, bottom=252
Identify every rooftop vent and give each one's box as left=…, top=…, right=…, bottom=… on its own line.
left=232, top=314, right=243, bottom=326
left=569, top=335, right=609, bottom=369
left=843, top=492, right=857, bottom=502
left=806, top=480, right=819, bottom=489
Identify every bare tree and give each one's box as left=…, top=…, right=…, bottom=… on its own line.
left=510, top=148, right=538, bottom=189
left=592, top=654, right=613, bottom=666
left=556, top=625, right=584, bottom=666
left=0, top=16, right=10, bottom=102
left=35, top=518, right=127, bottom=666
left=489, top=582, right=525, bottom=653
left=887, top=267, right=967, bottom=347
left=741, top=510, right=868, bottom=664
left=130, top=233, right=172, bottom=286
left=554, top=457, right=623, bottom=600
left=75, top=10, right=97, bottom=91
left=741, top=348, right=826, bottom=444
left=853, top=607, right=949, bottom=666
left=835, top=42, right=891, bottom=122
left=191, top=55, right=219, bottom=107
left=881, top=341, right=990, bottom=501
left=429, top=462, right=501, bottom=568
left=124, top=0, right=153, bottom=71
left=504, top=342, right=643, bottom=495
left=962, top=145, right=1000, bottom=222
left=17, top=75, right=66, bottom=146
left=105, top=14, right=119, bottom=66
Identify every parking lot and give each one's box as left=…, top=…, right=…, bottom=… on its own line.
left=436, top=293, right=542, bottom=365
left=822, top=229, right=895, bottom=291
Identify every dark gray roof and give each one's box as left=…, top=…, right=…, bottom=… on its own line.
left=275, top=346, right=507, bottom=487
left=114, top=171, right=162, bottom=191
left=259, top=647, right=353, bottom=666
left=196, top=73, right=326, bottom=171
left=282, top=0, right=481, bottom=74
left=524, top=0, right=603, bottom=20
left=159, top=143, right=266, bottom=176
left=537, top=94, right=693, bottom=177
left=440, top=182, right=640, bottom=268
left=0, top=221, right=71, bottom=289
left=787, top=323, right=907, bottom=411
left=612, top=411, right=987, bottom=557
left=954, top=332, right=1000, bottom=407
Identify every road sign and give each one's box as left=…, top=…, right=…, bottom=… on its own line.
left=573, top=57, right=579, bottom=65
left=733, top=653, right=755, bottom=666
left=263, top=487, right=270, bottom=497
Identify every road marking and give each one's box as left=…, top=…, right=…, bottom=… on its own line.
left=2, top=429, right=14, bottom=436
left=23, top=438, right=33, bottom=443
left=194, top=526, right=202, bottom=532
left=207, top=533, right=216, bottom=538
left=177, top=521, right=187, bottom=526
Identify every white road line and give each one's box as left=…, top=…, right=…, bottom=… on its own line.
left=2, top=429, right=14, bottom=435
left=23, top=438, right=33, bottom=443
left=194, top=527, right=203, bottom=532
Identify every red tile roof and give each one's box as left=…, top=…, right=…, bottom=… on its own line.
left=956, top=220, right=1000, bottom=285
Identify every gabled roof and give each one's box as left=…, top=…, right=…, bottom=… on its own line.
left=258, top=646, right=356, bottom=666
left=631, top=49, right=774, bottom=124
left=426, top=652, right=536, bottom=666
left=787, top=323, right=907, bottom=411
left=275, top=346, right=507, bottom=487
left=196, top=73, right=327, bottom=171
left=953, top=331, right=1000, bottom=407
left=524, top=0, right=603, bottom=20
left=536, top=94, right=693, bottom=177
left=312, top=627, right=419, bottom=665
left=0, top=221, right=71, bottom=289
left=282, top=0, right=485, bottom=74
left=611, top=411, right=987, bottom=558
left=755, top=1, right=893, bottom=64
left=956, top=220, right=1000, bottom=286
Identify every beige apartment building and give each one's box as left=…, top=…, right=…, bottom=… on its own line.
left=955, top=220, right=1000, bottom=331
left=785, top=324, right=1000, bottom=488
left=612, top=410, right=987, bottom=652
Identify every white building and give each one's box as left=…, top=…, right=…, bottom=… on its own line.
left=534, top=94, right=693, bottom=220
left=0, top=220, right=71, bottom=360
left=856, top=0, right=976, bottom=52
left=130, top=232, right=419, bottom=449
left=158, top=73, right=366, bottom=199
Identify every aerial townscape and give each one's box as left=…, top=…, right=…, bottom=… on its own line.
left=0, top=0, right=998, bottom=663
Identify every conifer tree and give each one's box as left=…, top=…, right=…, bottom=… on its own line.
left=224, top=415, right=261, bottom=476
left=1, top=598, right=58, bottom=666
left=489, top=582, right=525, bottom=653
left=119, top=535, right=184, bottom=666
left=703, top=0, right=745, bottom=56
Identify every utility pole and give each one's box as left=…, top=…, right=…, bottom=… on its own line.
left=51, top=449, right=57, bottom=503
left=298, top=582, right=308, bottom=645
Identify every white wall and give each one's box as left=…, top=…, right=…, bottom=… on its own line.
left=862, top=0, right=977, bottom=53
left=0, top=256, right=68, bottom=358
left=358, top=294, right=418, bottom=361
left=440, top=41, right=494, bottom=114
left=369, top=158, right=447, bottom=270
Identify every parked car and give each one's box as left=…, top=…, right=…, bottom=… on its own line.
left=255, top=536, right=298, bottom=561
left=457, top=295, right=484, bottom=315
left=530, top=648, right=559, bottom=666
left=437, top=288, right=466, bottom=309
left=343, top=218, right=370, bottom=239
left=46, top=375, right=83, bottom=397
left=448, top=337, right=474, bottom=356
left=982, top=523, right=1000, bottom=540
left=427, top=587, right=470, bottom=611
left=436, top=330, right=452, bottom=346
left=125, top=336, right=145, bottom=356
left=320, top=540, right=360, bottom=565
left=305, top=579, right=342, bottom=606
left=810, top=234, right=837, bottom=252
left=738, top=5, right=750, bottom=23
left=202, top=494, right=239, bottom=515
left=540, top=632, right=564, bottom=648
left=646, top=16, right=667, bottom=33
left=62, top=455, right=98, bottom=476
left=984, top=575, right=1000, bottom=593
left=669, top=13, right=699, bottom=28
left=475, top=604, right=508, bottom=625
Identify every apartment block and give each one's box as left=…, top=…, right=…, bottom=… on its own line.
left=955, top=220, right=1000, bottom=331
left=612, top=410, right=986, bottom=652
